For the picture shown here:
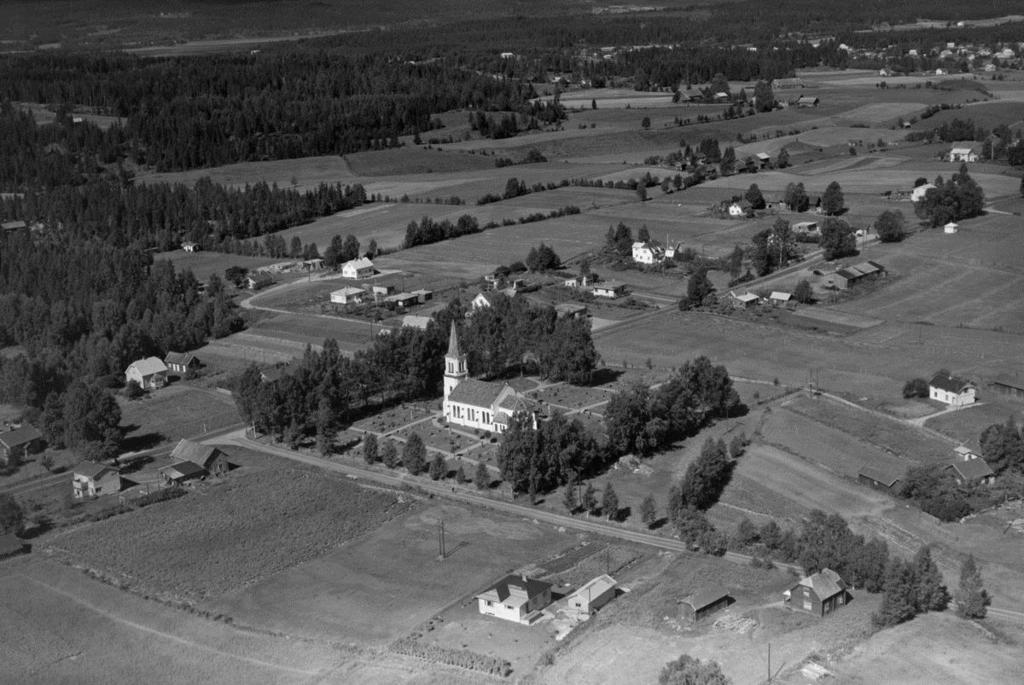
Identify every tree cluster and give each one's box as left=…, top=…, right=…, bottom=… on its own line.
left=819, top=217, right=857, bottom=261
left=979, top=418, right=1024, bottom=474
left=915, top=166, right=985, bottom=227
left=872, top=546, right=949, bottom=628
left=750, top=218, right=799, bottom=276
left=403, top=214, right=481, bottom=248
left=899, top=465, right=972, bottom=521
left=497, top=411, right=604, bottom=498
left=604, top=357, right=743, bottom=457
left=525, top=243, right=561, bottom=272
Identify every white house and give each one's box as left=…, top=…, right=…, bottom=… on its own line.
left=948, top=146, right=978, bottom=163
left=443, top=323, right=533, bottom=434
left=330, top=287, right=367, bottom=305
left=181, top=241, right=200, bottom=253
left=929, top=371, right=976, bottom=406
left=944, top=222, right=959, bottom=234
left=727, top=202, right=745, bottom=217
left=471, top=292, right=497, bottom=311
left=631, top=241, right=662, bottom=265
left=911, top=183, right=936, bottom=203
left=475, top=574, right=552, bottom=624
left=126, top=357, right=168, bottom=390
left=566, top=574, right=617, bottom=616
left=341, top=257, right=374, bottom=279
left=72, top=463, right=121, bottom=498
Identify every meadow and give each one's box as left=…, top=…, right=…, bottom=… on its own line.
left=153, top=250, right=280, bottom=283
left=46, top=466, right=416, bottom=602
left=118, top=384, right=242, bottom=450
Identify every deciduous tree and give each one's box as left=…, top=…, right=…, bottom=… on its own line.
left=821, top=181, right=845, bottom=215
left=955, top=554, right=990, bottom=619
left=875, top=209, right=906, bottom=243
left=403, top=433, right=427, bottom=474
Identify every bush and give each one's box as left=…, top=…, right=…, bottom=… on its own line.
left=391, top=638, right=512, bottom=677
left=902, top=378, right=930, bottom=398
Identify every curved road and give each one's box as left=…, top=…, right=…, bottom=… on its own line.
left=213, top=429, right=803, bottom=574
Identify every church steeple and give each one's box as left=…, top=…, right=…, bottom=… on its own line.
left=444, top=322, right=467, bottom=403
left=447, top=321, right=463, bottom=358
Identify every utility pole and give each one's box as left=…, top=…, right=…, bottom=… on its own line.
left=767, top=642, right=772, bottom=682
left=437, top=519, right=446, bottom=561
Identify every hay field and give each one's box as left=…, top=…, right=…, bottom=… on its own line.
left=153, top=250, right=280, bottom=282
left=271, top=202, right=458, bottom=252
left=208, top=501, right=574, bottom=647
left=828, top=612, right=1024, bottom=685
left=47, top=467, right=415, bottom=601
left=831, top=215, right=1024, bottom=333
left=0, top=558, right=340, bottom=684
left=119, top=385, right=241, bottom=449
left=136, top=154, right=357, bottom=190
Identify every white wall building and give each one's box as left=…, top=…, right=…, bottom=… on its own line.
left=929, top=371, right=976, bottom=406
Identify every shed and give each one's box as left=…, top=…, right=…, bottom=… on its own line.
left=330, top=287, right=367, bottom=305
left=858, top=465, right=903, bottom=491
left=164, top=351, right=199, bottom=375
left=768, top=291, right=792, bottom=307
left=159, top=460, right=207, bottom=484
left=567, top=574, right=617, bottom=616
left=990, top=377, right=1024, bottom=401
left=170, top=439, right=231, bottom=477
left=730, top=291, right=759, bottom=308
left=944, top=222, right=959, bottom=234
left=681, top=587, right=733, bottom=622
left=592, top=282, right=627, bottom=299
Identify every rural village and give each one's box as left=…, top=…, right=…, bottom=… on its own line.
left=2, top=1, right=1024, bottom=683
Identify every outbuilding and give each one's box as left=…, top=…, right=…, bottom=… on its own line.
left=785, top=569, right=851, bottom=617
left=72, top=462, right=122, bottom=498
left=0, top=424, right=43, bottom=465
left=681, top=587, right=733, bottom=622
left=330, top=287, right=367, bottom=305
left=566, top=574, right=617, bottom=616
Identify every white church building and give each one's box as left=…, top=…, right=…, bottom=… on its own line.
left=443, top=323, right=534, bottom=433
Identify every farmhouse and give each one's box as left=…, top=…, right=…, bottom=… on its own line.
left=341, top=257, right=374, bottom=279
left=796, top=95, right=820, bottom=108
left=330, top=286, right=367, bottom=305
left=756, top=151, right=772, bottom=168
left=0, top=424, right=42, bottom=465
left=792, top=220, right=819, bottom=235
left=681, top=587, right=733, bottom=622
left=475, top=574, right=552, bottom=624
left=171, top=439, right=231, bottom=477
left=72, top=462, right=121, bottom=498
left=181, top=241, right=200, bottom=253
left=164, top=351, right=199, bottom=375
left=730, top=291, right=759, bottom=309
left=911, top=183, right=936, bottom=202
left=929, top=371, right=976, bottom=406
left=125, top=356, right=168, bottom=390
left=246, top=271, right=274, bottom=290
left=443, top=324, right=534, bottom=434
left=0, top=534, right=27, bottom=561
left=592, top=282, right=627, bottom=299
left=946, top=447, right=995, bottom=486
left=990, top=377, right=1024, bottom=401
left=948, top=145, right=978, bottom=163
left=566, top=574, right=617, bottom=616
left=632, top=241, right=663, bottom=265
left=785, top=568, right=851, bottom=617
left=769, top=291, right=792, bottom=307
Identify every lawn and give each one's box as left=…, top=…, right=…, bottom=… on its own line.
left=119, top=384, right=241, bottom=451
left=924, top=401, right=1021, bottom=449
left=45, top=467, right=415, bottom=602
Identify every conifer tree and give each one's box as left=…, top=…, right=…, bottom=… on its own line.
left=362, top=433, right=378, bottom=464
left=381, top=439, right=399, bottom=468
left=602, top=482, right=620, bottom=521
left=640, top=494, right=657, bottom=528
left=955, top=554, right=991, bottom=619
left=913, top=546, right=950, bottom=612
left=403, top=433, right=426, bottom=474
left=474, top=461, right=490, bottom=489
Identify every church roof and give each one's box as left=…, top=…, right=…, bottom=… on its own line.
left=447, top=322, right=463, bottom=357
left=448, top=378, right=506, bottom=409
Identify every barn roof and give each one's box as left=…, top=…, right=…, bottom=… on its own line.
left=170, top=439, right=221, bottom=468
left=682, top=586, right=732, bottom=612
left=858, top=465, right=903, bottom=487
left=946, top=459, right=995, bottom=481
left=569, top=574, right=617, bottom=600
left=73, top=462, right=115, bottom=480
left=0, top=424, right=42, bottom=449
left=164, top=351, right=197, bottom=366
left=159, top=460, right=206, bottom=480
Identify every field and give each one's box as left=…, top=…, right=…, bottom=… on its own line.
left=118, top=384, right=241, bottom=451
left=207, top=501, right=577, bottom=648
left=46, top=466, right=416, bottom=601
left=824, top=612, right=1024, bottom=685
left=152, top=249, right=280, bottom=283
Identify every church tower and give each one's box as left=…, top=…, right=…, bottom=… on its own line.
left=444, top=321, right=467, bottom=403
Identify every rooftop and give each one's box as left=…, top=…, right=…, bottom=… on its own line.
left=74, top=462, right=115, bottom=480
left=127, top=356, right=168, bottom=377
left=930, top=371, right=974, bottom=394
left=170, top=439, right=221, bottom=467
left=0, top=423, right=42, bottom=448
left=947, top=458, right=995, bottom=481
left=476, top=574, right=552, bottom=607
left=797, top=568, right=847, bottom=600
left=448, top=378, right=506, bottom=409
left=682, top=586, right=732, bottom=611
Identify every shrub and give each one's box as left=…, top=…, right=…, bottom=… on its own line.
left=902, top=378, right=930, bottom=398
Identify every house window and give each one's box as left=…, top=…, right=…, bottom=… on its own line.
left=486, top=600, right=492, bottom=607
left=803, top=599, right=812, bottom=611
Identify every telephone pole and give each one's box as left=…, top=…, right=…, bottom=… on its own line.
left=437, top=519, right=446, bottom=561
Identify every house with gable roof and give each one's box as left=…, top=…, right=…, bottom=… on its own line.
left=126, top=357, right=169, bottom=390
left=0, top=424, right=43, bottom=465
left=170, top=438, right=232, bottom=477
left=475, top=574, right=552, bottom=623
left=929, top=371, right=976, bottom=406
left=72, top=462, right=121, bottom=498
left=442, top=323, right=535, bottom=434
left=946, top=447, right=995, bottom=486
left=784, top=568, right=851, bottom=616
left=164, top=351, right=199, bottom=375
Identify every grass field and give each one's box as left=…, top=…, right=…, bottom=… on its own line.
left=207, top=501, right=576, bottom=647
left=47, top=467, right=415, bottom=602
left=153, top=250, right=280, bottom=283
left=118, top=384, right=241, bottom=450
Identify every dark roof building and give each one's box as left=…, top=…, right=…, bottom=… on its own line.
left=785, top=568, right=851, bottom=617
left=170, top=439, right=231, bottom=476
left=681, top=587, right=733, bottom=622
left=0, top=424, right=43, bottom=464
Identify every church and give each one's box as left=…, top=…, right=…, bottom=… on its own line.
left=443, top=323, right=534, bottom=434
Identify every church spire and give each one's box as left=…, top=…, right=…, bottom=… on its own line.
left=447, top=321, right=463, bottom=358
